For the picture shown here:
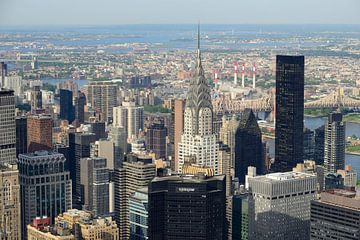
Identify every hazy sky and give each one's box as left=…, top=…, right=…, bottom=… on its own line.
left=1, top=0, right=359, bottom=26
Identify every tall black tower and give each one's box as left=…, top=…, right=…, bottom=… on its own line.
left=60, top=89, right=74, bottom=123
left=234, top=109, right=264, bottom=183
left=274, top=55, right=304, bottom=172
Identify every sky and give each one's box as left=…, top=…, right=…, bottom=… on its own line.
left=0, top=0, right=360, bottom=26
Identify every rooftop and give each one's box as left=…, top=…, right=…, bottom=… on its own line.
left=253, top=171, right=316, bottom=182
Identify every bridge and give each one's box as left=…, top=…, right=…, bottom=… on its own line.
left=213, top=87, right=360, bottom=114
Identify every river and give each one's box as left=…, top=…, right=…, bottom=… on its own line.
left=266, top=116, right=360, bottom=179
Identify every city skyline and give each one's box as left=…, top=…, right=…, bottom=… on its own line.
left=0, top=0, right=360, bottom=26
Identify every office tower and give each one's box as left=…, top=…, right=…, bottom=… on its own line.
left=113, top=101, right=144, bottom=141
left=0, top=164, right=21, bottom=239
left=113, top=154, right=156, bottom=238
left=30, top=85, right=42, bottom=111
left=0, top=62, right=7, bottom=87
left=86, top=81, right=117, bottom=122
left=91, top=139, right=115, bottom=170
left=80, top=157, right=110, bottom=217
left=274, top=55, right=304, bottom=172
left=18, top=151, right=72, bottom=237
left=0, top=90, right=16, bottom=164
left=146, top=122, right=167, bottom=159
left=314, top=126, right=325, bottom=165
left=4, top=76, right=23, bottom=97
left=178, top=31, right=219, bottom=174
left=69, top=132, right=96, bottom=208
left=129, top=188, right=148, bottom=240
left=74, top=91, right=86, bottom=125
left=324, top=173, right=344, bottom=190
left=234, top=109, right=263, bottom=183
left=27, top=114, right=53, bottom=152
left=303, top=128, right=314, bottom=160
left=89, top=121, right=107, bottom=141
left=27, top=209, right=119, bottom=240
left=293, top=161, right=325, bottom=191
left=337, top=165, right=357, bottom=188
left=173, top=99, right=185, bottom=172
left=324, top=112, right=345, bottom=174
left=108, top=125, right=128, bottom=168
left=219, top=115, right=239, bottom=168
left=16, top=116, right=28, bottom=157
left=148, top=175, right=226, bottom=240
left=59, top=89, right=74, bottom=123
left=232, top=191, right=249, bottom=240
left=248, top=171, right=317, bottom=239
left=310, top=190, right=360, bottom=240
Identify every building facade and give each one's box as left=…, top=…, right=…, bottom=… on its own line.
left=129, top=188, right=148, bottom=240
left=18, top=151, right=72, bottom=237
left=27, top=114, right=53, bottom=152
left=59, top=89, right=74, bottom=123
left=148, top=175, right=226, bottom=240
left=274, top=55, right=304, bottom=172
left=145, top=122, right=167, bottom=159
left=248, top=171, right=317, bottom=239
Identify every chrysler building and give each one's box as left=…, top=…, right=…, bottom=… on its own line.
left=178, top=26, right=219, bottom=174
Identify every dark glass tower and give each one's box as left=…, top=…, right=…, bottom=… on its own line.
left=60, top=89, right=74, bottom=123
left=146, top=121, right=167, bottom=159
left=16, top=116, right=27, bottom=157
left=148, top=175, right=226, bottom=240
left=234, top=109, right=263, bottom=183
left=274, top=55, right=304, bottom=172
left=74, top=91, right=86, bottom=124
left=314, top=125, right=325, bottom=165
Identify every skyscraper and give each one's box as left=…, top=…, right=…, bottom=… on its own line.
left=0, top=164, right=21, bottom=239
left=248, top=171, right=317, bottom=239
left=0, top=62, right=8, bottom=87
left=30, top=85, right=42, bottom=112
left=303, top=128, right=314, bottom=160
left=59, top=89, right=74, bottom=123
left=146, top=122, right=167, bottom=159
left=80, top=157, right=110, bottom=217
left=18, top=151, right=72, bottom=237
left=113, top=101, right=144, bottom=142
left=324, top=112, right=345, bottom=174
left=113, top=154, right=156, bottom=238
left=74, top=91, right=86, bottom=125
left=148, top=175, right=226, bottom=240
left=314, top=125, right=325, bottom=165
left=16, top=116, right=28, bottom=158
left=178, top=28, right=219, bottom=174
left=0, top=89, right=16, bottom=165
left=173, top=98, right=185, bottom=172
left=86, top=81, right=117, bottom=122
left=310, top=190, right=360, bottom=240
left=234, top=109, right=264, bottom=183
left=274, top=55, right=304, bottom=172
left=129, top=187, right=149, bottom=240
left=27, top=114, right=53, bottom=152
left=108, top=125, right=128, bottom=168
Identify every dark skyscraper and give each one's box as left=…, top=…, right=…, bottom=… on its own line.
left=234, top=109, right=263, bottom=183
left=74, top=91, right=86, bottom=124
left=60, top=89, right=74, bottom=123
left=16, top=116, right=27, bottom=157
left=274, top=55, right=304, bottom=172
left=314, top=125, right=325, bottom=165
left=146, top=121, right=167, bottom=159
left=148, top=175, right=226, bottom=240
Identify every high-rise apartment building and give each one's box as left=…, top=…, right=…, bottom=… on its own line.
left=18, top=151, right=72, bottom=237
left=234, top=109, right=263, bottom=183
left=60, top=89, right=74, bottom=123
left=86, top=81, right=117, bottom=122
left=146, top=122, right=167, bottom=159
left=148, top=175, right=226, bottom=240
left=129, top=187, right=149, bottom=240
left=178, top=34, right=219, bottom=174
left=4, top=76, right=23, bottom=97
left=0, top=164, right=21, bottom=240
left=80, top=157, right=110, bottom=217
left=173, top=99, right=185, bottom=172
left=324, top=112, right=345, bottom=174
left=16, top=116, right=27, bottom=157
left=108, top=125, right=128, bottom=168
left=219, top=115, right=239, bottom=169
left=113, top=101, right=144, bottom=141
left=310, top=189, right=360, bottom=240
left=113, top=154, right=156, bottom=238
left=0, top=89, right=16, bottom=164
left=248, top=171, right=317, bottom=239
left=30, top=85, right=42, bottom=112
left=74, top=91, right=86, bottom=125
left=91, top=139, right=115, bottom=170
left=274, top=55, right=304, bottom=172
left=27, top=114, right=53, bottom=152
